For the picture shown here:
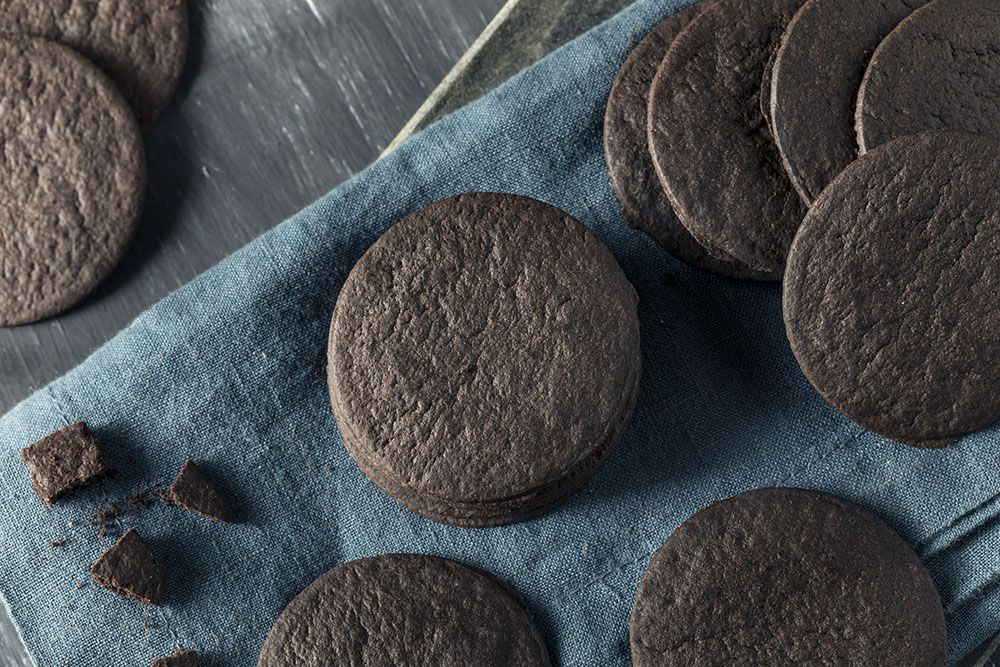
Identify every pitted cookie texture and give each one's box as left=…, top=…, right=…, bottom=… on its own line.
left=647, top=0, right=808, bottom=274
left=771, top=0, right=930, bottom=203
left=328, top=193, right=641, bottom=526
left=257, top=554, right=550, bottom=667
left=630, top=488, right=947, bottom=666
left=857, top=0, right=1000, bottom=153
left=90, top=528, right=168, bottom=606
left=0, top=0, right=188, bottom=130
left=20, top=422, right=107, bottom=505
left=167, top=460, right=234, bottom=523
left=784, top=131, right=1000, bottom=442
left=0, top=36, right=145, bottom=327
left=602, top=1, right=774, bottom=281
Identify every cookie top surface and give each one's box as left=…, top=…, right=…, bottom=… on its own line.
left=0, top=0, right=188, bottom=130
left=328, top=193, right=641, bottom=503
left=857, top=0, right=1000, bottom=153
left=770, top=0, right=929, bottom=204
left=167, top=460, right=234, bottom=523
left=257, top=554, right=550, bottom=667
left=603, top=2, right=772, bottom=282
left=90, top=528, right=167, bottom=606
left=0, top=36, right=145, bottom=327
left=784, top=131, right=1000, bottom=441
left=630, top=488, right=947, bottom=666
left=20, top=422, right=106, bottom=505
left=647, top=0, right=808, bottom=274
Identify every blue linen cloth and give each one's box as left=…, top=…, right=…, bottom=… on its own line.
left=1, top=0, right=998, bottom=664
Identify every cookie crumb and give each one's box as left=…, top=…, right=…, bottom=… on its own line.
left=90, top=528, right=167, bottom=606
left=20, top=423, right=107, bottom=505
left=165, top=460, right=235, bottom=523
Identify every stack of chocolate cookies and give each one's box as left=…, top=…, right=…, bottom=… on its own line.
left=327, top=192, right=642, bottom=527
left=0, top=0, right=188, bottom=327
left=607, top=0, right=1000, bottom=446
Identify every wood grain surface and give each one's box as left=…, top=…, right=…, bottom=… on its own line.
left=385, top=0, right=631, bottom=151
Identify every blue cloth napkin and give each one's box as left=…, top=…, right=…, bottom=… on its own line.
left=2, top=1, right=998, bottom=664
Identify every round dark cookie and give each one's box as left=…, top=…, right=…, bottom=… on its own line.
left=257, top=554, right=550, bottom=666
left=857, top=0, right=1000, bottom=154
left=603, top=2, right=775, bottom=281
left=328, top=193, right=642, bottom=525
left=0, top=0, right=188, bottom=131
left=784, top=131, right=1000, bottom=442
left=647, top=0, right=808, bottom=274
left=630, top=488, right=947, bottom=666
left=770, top=0, right=930, bottom=204
left=0, top=36, right=145, bottom=327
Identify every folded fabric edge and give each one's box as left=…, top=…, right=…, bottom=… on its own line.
left=0, top=591, right=34, bottom=667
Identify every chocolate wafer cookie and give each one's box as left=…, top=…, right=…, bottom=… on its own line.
left=0, top=36, right=145, bottom=327
left=647, top=0, right=808, bottom=274
left=857, top=0, right=1000, bottom=154
left=0, top=0, right=188, bottom=130
left=784, top=131, right=1000, bottom=442
left=603, top=1, right=774, bottom=281
left=327, top=193, right=641, bottom=527
left=770, top=0, right=930, bottom=203
left=631, top=488, right=947, bottom=665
